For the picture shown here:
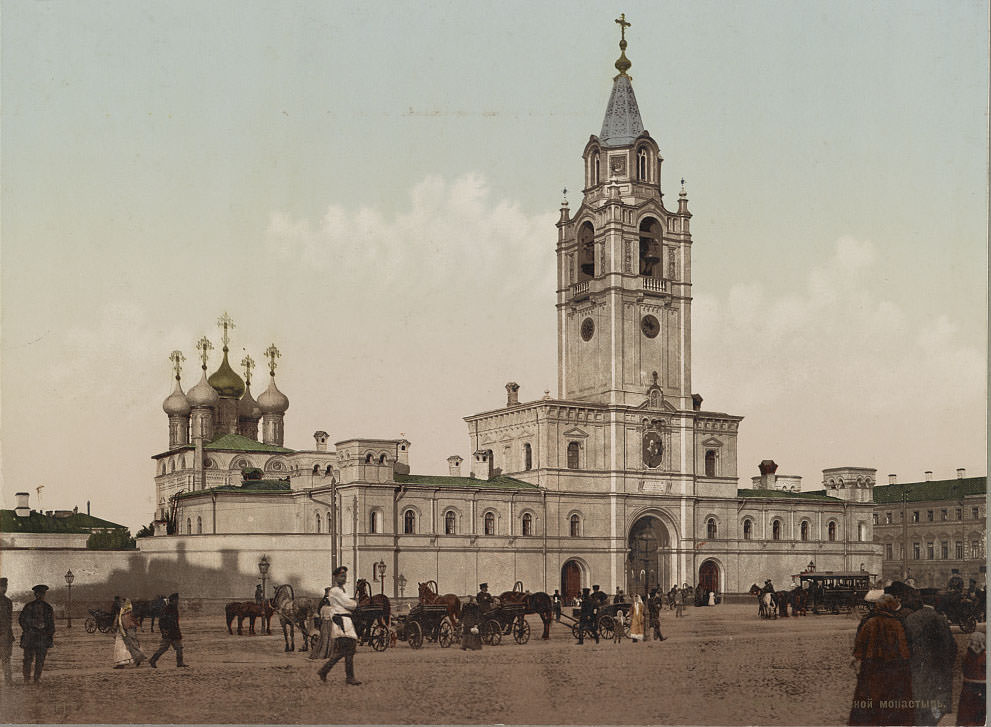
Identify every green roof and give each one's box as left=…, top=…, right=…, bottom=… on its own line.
left=177, top=479, right=292, bottom=498
left=871, top=476, right=986, bottom=505
left=395, top=473, right=540, bottom=490
left=737, top=489, right=842, bottom=502
left=205, top=433, right=294, bottom=453
left=1, top=509, right=127, bottom=534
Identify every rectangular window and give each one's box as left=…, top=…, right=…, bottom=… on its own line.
left=872, top=513, right=878, bottom=525
left=885, top=512, right=892, bottom=524
left=941, top=509, right=948, bottom=521
left=926, top=542, right=934, bottom=560
left=927, top=510, right=934, bottom=521
left=972, top=541, right=981, bottom=559
left=941, top=542, right=948, bottom=559
left=972, top=507, right=980, bottom=520
left=913, top=543, right=920, bottom=560
left=912, top=511, right=920, bottom=523
left=885, top=543, right=893, bottom=560
left=956, top=541, right=964, bottom=559
left=957, top=508, right=963, bottom=520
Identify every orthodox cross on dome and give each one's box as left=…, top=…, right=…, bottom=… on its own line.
left=264, top=344, right=281, bottom=376
left=614, top=13, right=632, bottom=75
left=169, top=350, right=185, bottom=381
left=196, top=336, right=214, bottom=370
left=216, top=311, right=235, bottom=350
left=241, top=354, right=255, bottom=385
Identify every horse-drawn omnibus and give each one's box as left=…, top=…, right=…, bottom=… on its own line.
left=794, top=571, right=872, bottom=615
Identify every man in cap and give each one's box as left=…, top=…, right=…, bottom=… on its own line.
left=18, top=584, right=54, bottom=683
left=0, top=578, right=14, bottom=685
left=317, top=565, right=361, bottom=685
left=476, top=583, right=493, bottom=614
left=149, top=592, right=187, bottom=668
left=576, top=587, right=599, bottom=645
left=551, top=589, right=562, bottom=621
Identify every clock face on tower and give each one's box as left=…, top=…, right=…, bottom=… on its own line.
left=580, top=317, right=595, bottom=341
left=640, top=314, right=660, bottom=338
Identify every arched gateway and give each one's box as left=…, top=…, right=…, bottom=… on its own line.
left=627, top=515, right=670, bottom=598
left=561, top=560, right=582, bottom=604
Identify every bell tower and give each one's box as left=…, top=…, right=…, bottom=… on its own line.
left=557, top=15, right=693, bottom=410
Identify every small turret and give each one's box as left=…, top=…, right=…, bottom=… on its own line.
left=258, top=344, right=289, bottom=446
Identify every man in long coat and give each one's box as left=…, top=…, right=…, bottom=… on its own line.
left=1, top=578, right=15, bottom=685
left=848, top=594, right=914, bottom=726
left=576, top=588, right=598, bottom=644
left=18, top=584, right=55, bottom=683
left=898, top=584, right=956, bottom=725
left=149, top=592, right=187, bottom=668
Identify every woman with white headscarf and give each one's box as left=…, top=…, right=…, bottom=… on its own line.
left=112, top=599, right=146, bottom=668
left=629, top=594, right=644, bottom=643
left=956, top=629, right=986, bottom=726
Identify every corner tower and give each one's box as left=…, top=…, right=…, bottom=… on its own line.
left=557, top=15, right=693, bottom=409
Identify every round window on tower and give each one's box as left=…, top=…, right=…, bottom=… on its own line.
left=641, top=315, right=660, bottom=339
left=580, top=318, right=595, bottom=341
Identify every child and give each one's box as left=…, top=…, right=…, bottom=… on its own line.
left=613, top=610, right=625, bottom=643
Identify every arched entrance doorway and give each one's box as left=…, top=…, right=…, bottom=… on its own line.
left=561, top=560, right=582, bottom=604
left=699, top=560, right=719, bottom=595
left=627, top=515, right=669, bottom=598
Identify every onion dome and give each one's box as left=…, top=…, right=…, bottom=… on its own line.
left=258, top=374, right=289, bottom=414
left=208, top=348, right=246, bottom=399
left=162, top=380, right=191, bottom=416
left=187, top=370, right=220, bottom=408
left=237, top=381, right=262, bottom=420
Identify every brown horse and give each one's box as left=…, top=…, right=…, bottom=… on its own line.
left=132, top=595, right=166, bottom=632
left=418, top=581, right=461, bottom=624
left=225, top=600, right=273, bottom=635
left=354, top=578, right=391, bottom=628
left=271, top=584, right=316, bottom=652
left=497, top=581, right=553, bottom=640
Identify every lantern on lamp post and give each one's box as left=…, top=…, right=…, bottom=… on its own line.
left=258, top=555, right=270, bottom=601
left=64, top=569, right=74, bottom=628
left=374, top=560, right=387, bottom=596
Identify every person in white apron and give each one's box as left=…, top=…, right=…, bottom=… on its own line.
left=316, top=566, right=361, bottom=686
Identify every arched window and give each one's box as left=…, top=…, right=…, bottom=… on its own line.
left=327, top=510, right=332, bottom=532
left=706, top=518, right=717, bottom=539
left=743, top=519, right=752, bottom=540
left=403, top=510, right=416, bottom=535
left=638, top=217, right=662, bottom=277
left=828, top=521, right=837, bottom=542
left=196, top=516, right=202, bottom=534
left=170, top=459, right=176, bottom=473
left=858, top=522, right=866, bottom=542
left=567, top=442, right=580, bottom=469
left=445, top=510, right=456, bottom=535
left=593, top=154, right=600, bottom=185
left=800, top=521, right=809, bottom=541
left=315, top=513, right=322, bottom=533
left=185, top=518, right=191, bottom=534
left=379, top=454, right=387, bottom=464
left=772, top=519, right=781, bottom=541
left=522, top=513, right=533, bottom=536
left=365, top=453, right=373, bottom=463
left=313, top=464, right=319, bottom=474
left=484, top=512, right=495, bottom=536
left=325, top=464, right=333, bottom=475
left=577, top=222, right=595, bottom=281
left=637, top=147, right=649, bottom=181
left=524, top=443, right=532, bottom=471
left=704, top=450, right=717, bottom=478
left=570, top=513, right=581, bottom=537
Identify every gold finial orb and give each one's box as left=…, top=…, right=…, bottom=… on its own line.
left=614, top=13, right=632, bottom=75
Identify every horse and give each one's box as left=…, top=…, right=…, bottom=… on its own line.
left=749, top=584, right=776, bottom=619
left=225, top=600, right=273, bottom=635
left=132, top=596, right=166, bottom=632
left=497, top=581, right=554, bottom=640
left=271, top=584, right=317, bottom=652
left=417, top=581, right=461, bottom=624
left=354, top=578, right=391, bottom=629
left=774, top=590, right=792, bottom=617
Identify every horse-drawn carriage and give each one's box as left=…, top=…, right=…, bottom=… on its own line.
left=396, top=603, right=457, bottom=649
left=920, top=588, right=980, bottom=633
left=562, top=600, right=631, bottom=639
left=85, top=608, right=117, bottom=634
left=477, top=600, right=530, bottom=645
left=796, top=571, right=871, bottom=615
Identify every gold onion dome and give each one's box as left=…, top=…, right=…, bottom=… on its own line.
left=187, top=370, right=220, bottom=408
left=208, top=348, right=246, bottom=399
left=162, top=380, right=191, bottom=416
left=258, top=374, right=289, bottom=415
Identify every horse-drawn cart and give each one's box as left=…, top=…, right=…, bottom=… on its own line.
left=353, top=603, right=390, bottom=651
left=85, top=608, right=116, bottom=634
left=397, top=603, right=456, bottom=649
left=920, top=588, right=980, bottom=633
left=562, top=602, right=630, bottom=639
left=477, top=601, right=530, bottom=645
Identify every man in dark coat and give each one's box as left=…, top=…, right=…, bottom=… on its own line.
left=149, top=592, right=187, bottom=668
left=576, top=588, right=599, bottom=644
left=0, top=578, right=14, bottom=685
left=898, top=584, right=956, bottom=725
left=647, top=589, right=666, bottom=641
left=848, top=594, right=914, bottom=725
left=476, top=583, right=493, bottom=613
left=551, top=590, right=562, bottom=621
left=18, top=584, right=55, bottom=683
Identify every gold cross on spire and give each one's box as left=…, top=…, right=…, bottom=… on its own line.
left=217, top=311, right=235, bottom=349
left=613, top=13, right=632, bottom=75
left=196, top=336, right=214, bottom=370
left=241, top=354, right=255, bottom=385
left=169, top=350, right=186, bottom=381
left=264, top=344, right=281, bottom=376
left=615, top=13, right=630, bottom=42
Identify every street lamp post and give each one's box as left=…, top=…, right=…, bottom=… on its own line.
left=398, top=573, right=407, bottom=599
left=374, top=560, right=387, bottom=596
left=64, top=569, right=74, bottom=628
left=258, top=555, right=270, bottom=601
left=901, top=487, right=911, bottom=581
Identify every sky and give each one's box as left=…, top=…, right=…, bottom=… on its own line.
left=1, top=1, right=987, bottom=532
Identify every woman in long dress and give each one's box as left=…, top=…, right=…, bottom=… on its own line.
left=848, top=594, right=913, bottom=725
left=112, top=599, right=146, bottom=668
left=309, top=588, right=335, bottom=660
left=629, top=594, right=644, bottom=643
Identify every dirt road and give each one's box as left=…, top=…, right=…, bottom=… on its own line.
left=0, top=603, right=975, bottom=725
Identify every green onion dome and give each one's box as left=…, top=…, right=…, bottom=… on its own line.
left=207, top=348, right=246, bottom=399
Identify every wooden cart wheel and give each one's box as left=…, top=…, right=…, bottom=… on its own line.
left=85, top=618, right=97, bottom=634
left=438, top=619, right=454, bottom=648
left=598, top=615, right=614, bottom=640
left=571, top=622, right=582, bottom=639
left=368, top=623, right=389, bottom=651
left=512, top=616, right=530, bottom=644
left=407, top=620, right=423, bottom=649
left=483, top=619, right=502, bottom=646
left=99, top=621, right=114, bottom=634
